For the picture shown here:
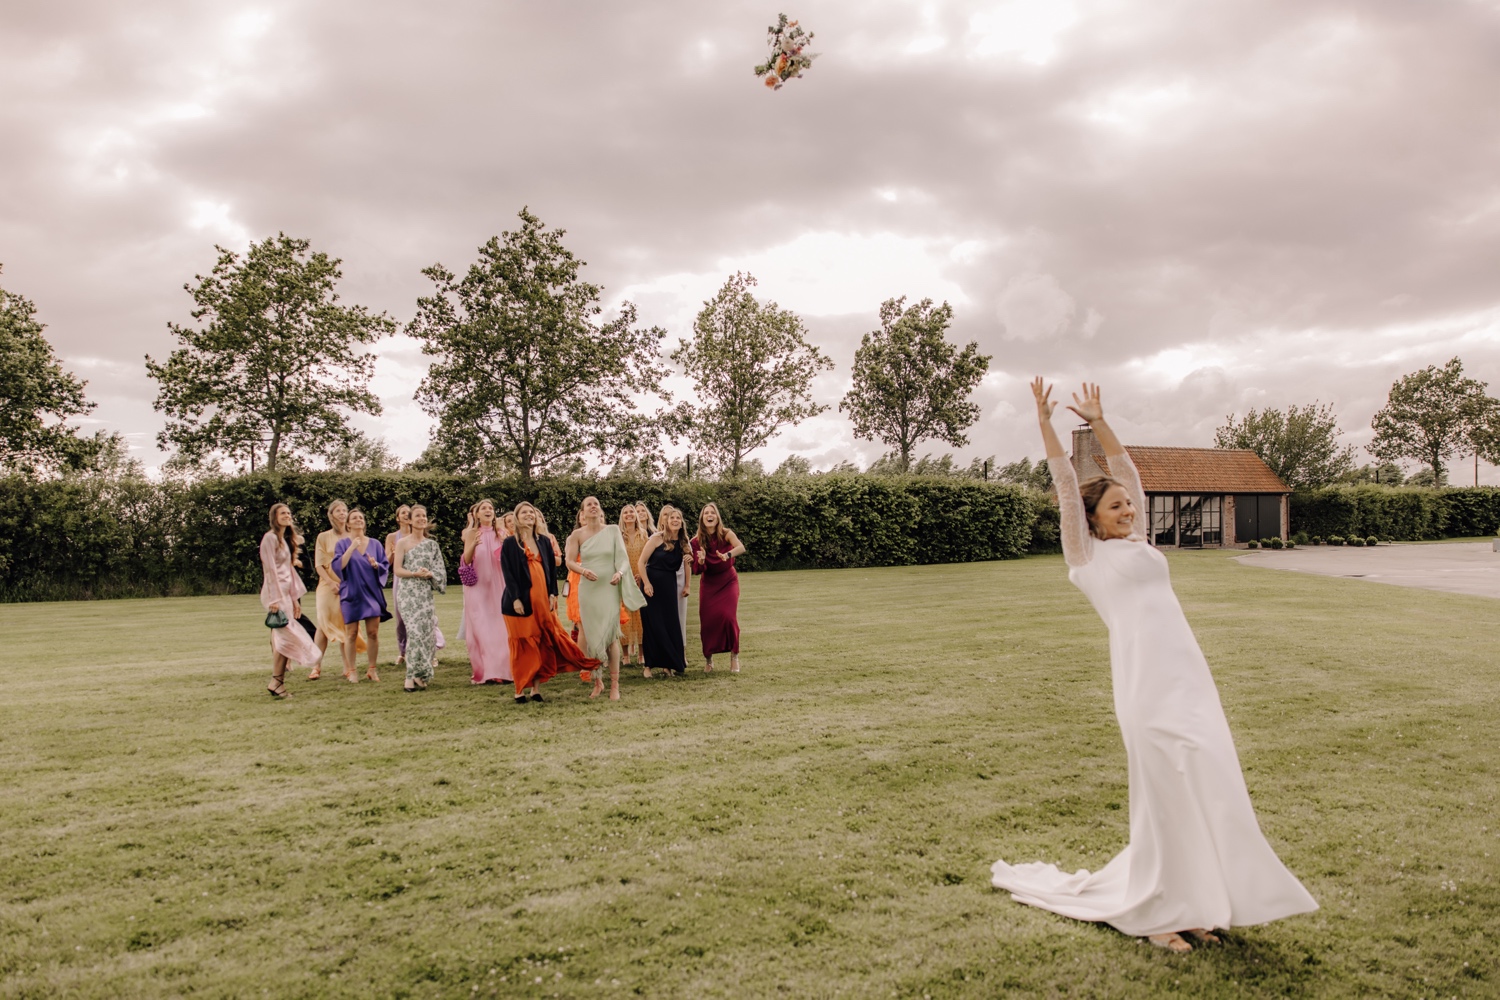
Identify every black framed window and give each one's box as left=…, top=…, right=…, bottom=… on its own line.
left=1150, top=494, right=1176, bottom=546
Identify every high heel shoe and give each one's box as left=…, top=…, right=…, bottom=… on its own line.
left=267, top=679, right=291, bottom=699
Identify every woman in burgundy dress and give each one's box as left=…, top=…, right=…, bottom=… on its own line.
left=689, top=503, right=746, bottom=673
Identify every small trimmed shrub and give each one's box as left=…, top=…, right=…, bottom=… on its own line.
left=1268, top=537, right=1284, bottom=549
left=1328, top=535, right=1345, bottom=546
left=1311, top=536, right=1324, bottom=545
left=1285, top=539, right=1296, bottom=549
left=1347, top=536, right=1365, bottom=547
left=1292, top=531, right=1310, bottom=546
left=1365, top=535, right=1380, bottom=547
left=1246, top=540, right=1260, bottom=549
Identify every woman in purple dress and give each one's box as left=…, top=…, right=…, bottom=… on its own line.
left=334, top=509, right=389, bottom=682
left=690, top=503, right=746, bottom=673
left=259, top=502, right=322, bottom=698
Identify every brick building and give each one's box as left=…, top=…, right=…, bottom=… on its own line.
left=1071, top=427, right=1289, bottom=547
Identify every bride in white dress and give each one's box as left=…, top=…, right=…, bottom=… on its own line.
left=990, top=380, right=1318, bottom=953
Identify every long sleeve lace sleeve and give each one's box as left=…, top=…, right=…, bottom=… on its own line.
left=1048, top=456, right=1095, bottom=568
left=1105, top=449, right=1150, bottom=542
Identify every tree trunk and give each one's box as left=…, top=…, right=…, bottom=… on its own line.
left=267, top=428, right=281, bottom=473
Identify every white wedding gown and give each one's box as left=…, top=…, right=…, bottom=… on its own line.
left=990, top=452, right=1318, bottom=936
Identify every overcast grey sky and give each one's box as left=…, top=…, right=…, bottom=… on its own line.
left=4, top=0, right=1498, bottom=481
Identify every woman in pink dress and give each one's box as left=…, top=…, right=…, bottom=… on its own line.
left=461, top=499, right=513, bottom=684
left=690, top=503, right=746, bottom=673
left=259, top=502, right=322, bottom=698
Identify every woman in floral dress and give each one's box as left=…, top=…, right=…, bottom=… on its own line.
left=393, top=505, right=447, bottom=692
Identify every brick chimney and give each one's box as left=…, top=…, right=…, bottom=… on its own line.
left=1072, top=425, right=1110, bottom=480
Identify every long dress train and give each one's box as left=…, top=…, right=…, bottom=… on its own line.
left=988, top=452, right=1317, bottom=936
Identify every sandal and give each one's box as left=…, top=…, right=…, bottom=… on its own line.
left=642, top=667, right=653, bottom=679
left=1182, top=928, right=1221, bottom=945
left=267, top=679, right=291, bottom=699
left=365, top=668, right=380, bottom=683
left=404, top=681, right=418, bottom=694
left=1147, top=933, right=1191, bottom=954
left=306, top=668, right=321, bottom=681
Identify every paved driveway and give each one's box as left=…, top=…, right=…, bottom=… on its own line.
left=1235, top=540, right=1500, bottom=599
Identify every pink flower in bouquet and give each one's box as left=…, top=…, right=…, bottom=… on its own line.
left=764, top=74, right=779, bottom=87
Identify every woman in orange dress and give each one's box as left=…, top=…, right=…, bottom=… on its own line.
left=500, top=502, right=596, bottom=704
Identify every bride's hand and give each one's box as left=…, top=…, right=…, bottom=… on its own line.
left=1066, top=382, right=1104, bottom=424
left=1031, top=377, right=1056, bottom=421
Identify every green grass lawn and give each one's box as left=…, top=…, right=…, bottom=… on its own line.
left=0, top=552, right=1495, bottom=999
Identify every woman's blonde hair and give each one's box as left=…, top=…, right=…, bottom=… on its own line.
left=657, top=505, right=690, bottom=551
left=620, top=503, right=646, bottom=543
left=633, top=501, right=656, bottom=534
left=325, top=498, right=348, bottom=521
left=512, top=501, right=539, bottom=539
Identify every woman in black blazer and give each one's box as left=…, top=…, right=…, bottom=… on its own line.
left=499, top=502, right=595, bottom=703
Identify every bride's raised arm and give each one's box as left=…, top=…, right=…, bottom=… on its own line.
left=1033, top=377, right=1094, bottom=567
left=1067, top=383, right=1147, bottom=542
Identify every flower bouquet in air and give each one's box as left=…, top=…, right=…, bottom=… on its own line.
left=754, top=14, right=817, bottom=90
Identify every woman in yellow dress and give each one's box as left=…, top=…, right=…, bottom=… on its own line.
left=619, top=503, right=649, bottom=675
left=311, top=499, right=366, bottom=681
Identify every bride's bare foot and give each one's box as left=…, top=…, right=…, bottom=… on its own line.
left=609, top=685, right=620, bottom=701
left=1147, top=933, right=1191, bottom=953
left=590, top=678, right=604, bottom=699
left=642, top=666, right=652, bottom=679
left=1182, top=928, right=1221, bottom=945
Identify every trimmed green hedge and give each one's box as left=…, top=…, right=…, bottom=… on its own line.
left=0, top=472, right=1045, bottom=602
left=1290, top=485, right=1500, bottom=542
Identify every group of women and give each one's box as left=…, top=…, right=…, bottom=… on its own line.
left=256, top=497, right=744, bottom=704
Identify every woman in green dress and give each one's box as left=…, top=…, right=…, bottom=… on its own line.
left=393, top=504, right=447, bottom=692
left=565, top=495, right=646, bottom=701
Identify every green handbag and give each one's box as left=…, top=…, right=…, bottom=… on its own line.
left=264, top=609, right=290, bottom=629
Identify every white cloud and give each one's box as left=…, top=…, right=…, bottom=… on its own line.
left=965, top=0, right=1078, bottom=65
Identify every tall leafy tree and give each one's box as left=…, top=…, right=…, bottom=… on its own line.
left=0, top=266, right=101, bottom=474
left=410, top=209, right=670, bottom=483
left=1213, top=402, right=1356, bottom=490
left=146, top=235, right=392, bottom=473
left=671, top=272, right=832, bottom=477
left=839, top=297, right=990, bottom=473
left=1368, top=357, right=1496, bottom=486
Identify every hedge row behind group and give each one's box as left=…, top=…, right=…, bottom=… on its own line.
left=4, top=473, right=1495, bottom=603
left=0, top=472, right=1046, bottom=602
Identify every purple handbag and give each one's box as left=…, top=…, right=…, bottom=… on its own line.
left=457, top=559, right=479, bottom=587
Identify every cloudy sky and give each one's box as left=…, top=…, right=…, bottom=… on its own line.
left=4, top=0, right=1499, bottom=481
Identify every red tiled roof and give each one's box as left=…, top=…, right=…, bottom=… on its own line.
left=1110, top=447, right=1288, bottom=494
